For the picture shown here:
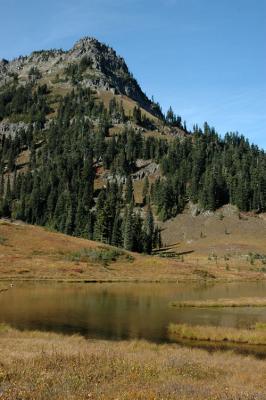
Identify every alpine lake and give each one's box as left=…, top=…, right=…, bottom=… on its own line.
left=1, top=280, right=266, bottom=357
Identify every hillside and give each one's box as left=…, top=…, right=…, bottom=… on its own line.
left=0, top=219, right=265, bottom=282
left=0, top=219, right=191, bottom=282
left=0, top=37, right=265, bottom=259
left=160, top=204, right=266, bottom=270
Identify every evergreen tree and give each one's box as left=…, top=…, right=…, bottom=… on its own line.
left=111, top=210, right=122, bottom=247
left=64, top=191, right=73, bottom=234
left=132, top=210, right=144, bottom=253
left=133, top=106, right=141, bottom=125
left=1, top=175, right=12, bottom=217
left=123, top=203, right=134, bottom=251
left=142, top=176, right=149, bottom=205
left=125, top=176, right=134, bottom=204
left=143, top=204, right=154, bottom=254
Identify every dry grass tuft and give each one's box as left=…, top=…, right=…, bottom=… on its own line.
left=168, top=323, right=266, bottom=345
left=170, top=297, right=266, bottom=308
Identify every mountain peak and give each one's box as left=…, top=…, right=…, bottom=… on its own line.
left=0, top=37, right=163, bottom=118
left=70, top=36, right=126, bottom=70
left=72, top=36, right=103, bottom=49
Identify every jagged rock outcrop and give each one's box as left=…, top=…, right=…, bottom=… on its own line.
left=0, top=121, right=29, bottom=138
left=103, top=160, right=160, bottom=184
left=132, top=162, right=160, bottom=180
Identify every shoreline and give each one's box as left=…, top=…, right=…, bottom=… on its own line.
left=1, top=276, right=266, bottom=284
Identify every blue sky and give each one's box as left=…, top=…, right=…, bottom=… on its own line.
left=1, top=0, right=265, bottom=149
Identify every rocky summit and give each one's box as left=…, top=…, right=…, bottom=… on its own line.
left=0, top=37, right=161, bottom=118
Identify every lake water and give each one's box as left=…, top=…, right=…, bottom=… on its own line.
left=1, top=281, right=266, bottom=343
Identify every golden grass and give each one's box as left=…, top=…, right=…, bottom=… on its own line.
left=143, top=129, right=174, bottom=142
left=1, top=326, right=266, bottom=399
left=0, top=219, right=265, bottom=283
left=98, top=90, right=161, bottom=123
left=168, top=323, right=266, bottom=345
left=15, top=149, right=30, bottom=168
left=170, top=297, right=266, bottom=308
left=160, top=205, right=266, bottom=273
left=0, top=219, right=195, bottom=283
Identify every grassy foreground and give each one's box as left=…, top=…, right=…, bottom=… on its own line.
left=1, top=219, right=266, bottom=282
left=168, top=323, right=266, bottom=345
left=170, top=297, right=266, bottom=308
left=1, top=325, right=266, bottom=399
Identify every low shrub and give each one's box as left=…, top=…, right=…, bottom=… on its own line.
left=66, top=247, right=133, bottom=266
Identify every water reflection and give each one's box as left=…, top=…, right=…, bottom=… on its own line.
left=0, top=281, right=266, bottom=342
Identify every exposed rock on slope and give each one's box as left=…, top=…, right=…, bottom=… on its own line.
left=0, top=121, right=29, bottom=138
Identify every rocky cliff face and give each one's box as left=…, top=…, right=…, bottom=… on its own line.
left=0, top=37, right=162, bottom=118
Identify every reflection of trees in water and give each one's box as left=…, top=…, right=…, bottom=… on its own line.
left=1, top=282, right=266, bottom=342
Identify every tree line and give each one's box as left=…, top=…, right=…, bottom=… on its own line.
left=0, top=84, right=265, bottom=254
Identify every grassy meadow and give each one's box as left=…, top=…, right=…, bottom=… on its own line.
left=1, top=324, right=266, bottom=399
left=1, top=219, right=265, bottom=283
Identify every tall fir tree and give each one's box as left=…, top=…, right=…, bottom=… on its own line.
left=123, top=203, right=134, bottom=251
left=143, top=204, right=154, bottom=254
left=142, top=176, right=149, bottom=206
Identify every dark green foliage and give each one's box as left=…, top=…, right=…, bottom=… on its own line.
left=64, top=63, right=81, bottom=84
left=64, top=56, right=92, bottom=84
left=152, top=125, right=266, bottom=217
left=108, top=98, right=126, bottom=123
left=0, top=83, right=265, bottom=257
left=143, top=204, right=154, bottom=254
left=133, top=106, right=142, bottom=125
left=28, top=67, right=42, bottom=80
left=0, top=83, right=51, bottom=126
left=66, top=247, right=128, bottom=266
left=153, top=226, right=162, bottom=250
left=79, top=56, right=93, bottom=72
left=166, top=106, right=182, bottom=128
left=125, top=176, right=134, bottom=204
left=123, top=203, right=134, bottom=251
left=142, top=176, right=149, bottom=205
